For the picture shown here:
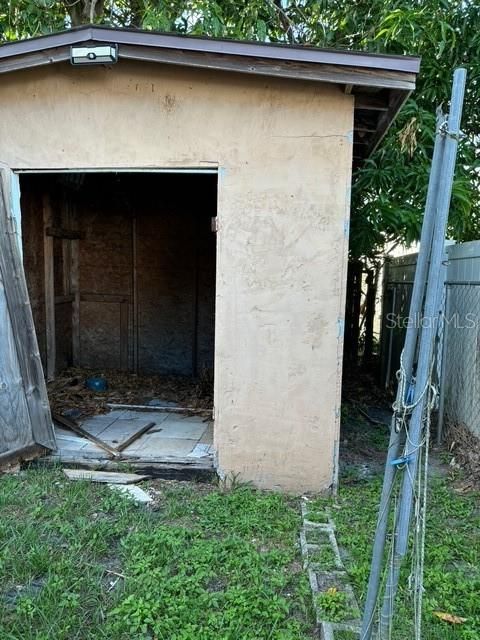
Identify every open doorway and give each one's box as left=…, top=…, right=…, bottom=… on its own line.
left=19, top=171, right=217, bottom=473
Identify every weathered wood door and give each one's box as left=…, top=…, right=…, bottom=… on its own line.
left=0, top=169, right=56, bottom=467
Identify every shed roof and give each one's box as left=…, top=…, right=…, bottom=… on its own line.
left=0, top=25, right=420, bottom=167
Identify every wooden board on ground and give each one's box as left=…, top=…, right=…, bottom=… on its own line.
left=53, top=411, right=120, bottom=458
left=63, top=469, right=151, bottom=484
left=116, top=421, right=156, bottom=452
left=107, top=403, right=211, bottom=416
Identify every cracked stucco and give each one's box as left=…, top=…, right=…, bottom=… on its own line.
left=0, top=60, right=353, bottom=492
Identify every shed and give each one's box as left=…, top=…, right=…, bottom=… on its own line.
left=0, top=26, right=419, bottom=491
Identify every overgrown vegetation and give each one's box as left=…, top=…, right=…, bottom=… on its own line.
left=0, top=468, right=313, bottom=639
left=326, top=476, right=480, bottom=639
left=0, top=453, right=478, bottom=639
left=335, top=374, right=480, bottom=638
left=316, top=587, right=353, bottom=623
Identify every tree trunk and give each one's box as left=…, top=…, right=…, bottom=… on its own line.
left=344, top=260, right=363, bottom=364
left=362, top=266, right=378, bottom=367
left=64, top=0, right=105, bottom=27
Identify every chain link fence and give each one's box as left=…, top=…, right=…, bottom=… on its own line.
left=440, top=283, right=480, bottom=438
left=380, top=241, right=480, bottom=441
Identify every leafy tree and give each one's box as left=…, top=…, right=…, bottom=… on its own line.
left=1, top=0, right=478, bottom=260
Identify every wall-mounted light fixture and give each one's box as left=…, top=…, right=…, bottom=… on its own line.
left=70, top=44, right=118, bottom=65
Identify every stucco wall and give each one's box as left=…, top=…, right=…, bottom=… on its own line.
left=0, top=60, right=353, bottom=492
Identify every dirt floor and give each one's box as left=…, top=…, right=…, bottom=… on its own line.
left=339, top=366, right=395, bottom=478
left=340, top=364, right=480, bottom=490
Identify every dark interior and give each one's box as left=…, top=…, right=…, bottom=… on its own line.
left=20, top=172, right=217, bottom=379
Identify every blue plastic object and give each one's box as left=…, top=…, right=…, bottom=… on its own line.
left=390, top=454, right=413, bottom=467
left=85, top=377, right=108, bottom=392
left=405, top=380, right=416, bottom=405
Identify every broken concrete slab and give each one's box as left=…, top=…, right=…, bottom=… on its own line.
left=109, top=483, right=153, bottom=504
left=187, top=443, right=213, bottom=458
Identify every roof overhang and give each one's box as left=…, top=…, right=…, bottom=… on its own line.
left=0, top=25, right=420, bottom=168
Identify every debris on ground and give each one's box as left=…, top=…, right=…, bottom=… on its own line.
left=47, top=367, right=213, bottom=419
left=63, top=469, right=151, bottom=484
left=340, top=365, right=393, bottom=473
left=53, top=411, right=121, bottom=458
left=445, top=420, right=480, bottom=490
left=342, top=366, right=393, bottom=409
left=2, top=578, right=45, bottom=609
left=108, top=483, right=153, bottom=504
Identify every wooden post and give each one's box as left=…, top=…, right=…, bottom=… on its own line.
left=120, top=301, right=129, bottom=370
left=56, top=192, right=80, bottom=367
left=69, top=199, right=80, bottom=367
left=132, top=215, right=138, bottom=373
left=43, top=193, right=56, bottom=381
left=62, top=223, right=72, bottom=298
left=362, top=266, right=378, bottom=367
left=192, top=216, right=200, bottom=377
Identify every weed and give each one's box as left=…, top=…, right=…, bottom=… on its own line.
left=308, top=544, right=338, bottom=570
left=215, top=471, right=254, bottom=493
left=305, top=510, right=329, bottom=523
left=331, top=475, right=480, bottom=639
left=316, top=587, right=353, bottom=622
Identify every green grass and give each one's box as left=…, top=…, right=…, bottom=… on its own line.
left=333, top=475, right=480, bottom=639
left=308, top=544, right=338, bottom=571
left=305, top=510, right=329, bottom=524
left=0, top=467, right=313, bottom=640
left=2, top=463, right=477, bottom=640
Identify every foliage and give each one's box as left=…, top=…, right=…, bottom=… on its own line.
left=0, top=467, right=312, bottom=639
left=1, top=1, right=480, bottom=258
left=333, top=475, right=480, bottom=639
left=316, top=587, right=352, bottom=623
left=308, top=544, right=338, bottom=570
left=109, top=525, right=307, bottom=638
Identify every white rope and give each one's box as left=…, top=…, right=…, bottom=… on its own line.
left=386, top=349, right=437, bottom=639
left=405, top=366, right=436, bottom=640
left=361, top=471, right=399, bottom=640
left=413, top=384, right=433, bottom=640
left=393, top=351, right=432, bottom=416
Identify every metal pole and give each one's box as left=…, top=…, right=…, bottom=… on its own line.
left=379, top=68, right=466, bottom=637
left=360, top=112, right=448, bottom=640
